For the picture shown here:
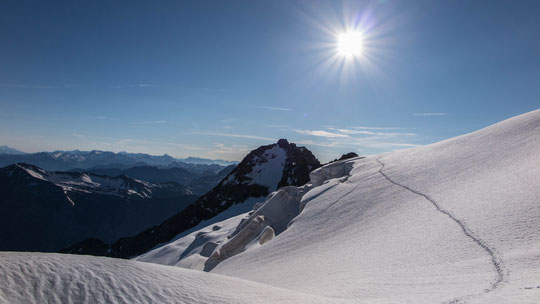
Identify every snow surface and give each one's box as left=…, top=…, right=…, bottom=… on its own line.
left=141, top=110, right=540, bottom=303
left=2, top=110, right=540, bottom=303
left=0, top=252, right=338, bottom=304
left=211, top=109, right=540, bottom=303
left=135, top=183, right=316, bottom=271
left=135, top=197, right=265, bottom=269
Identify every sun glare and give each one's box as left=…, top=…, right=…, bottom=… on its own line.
left=337, top=31, right=364, bottom=57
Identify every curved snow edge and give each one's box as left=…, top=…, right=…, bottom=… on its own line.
left=203, top=158, right=358, bottom=271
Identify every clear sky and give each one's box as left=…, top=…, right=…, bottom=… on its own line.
left=1, top=0, right=539, bottom=162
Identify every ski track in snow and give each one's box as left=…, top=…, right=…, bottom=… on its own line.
left=376, top=156, right=506, bottom=303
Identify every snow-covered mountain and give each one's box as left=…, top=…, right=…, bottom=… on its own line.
left=0, top=163, right=198, bottom=252
left=1, top=110, right=539, bottom=303
left=134, top=152, right=363, bottom=271
left=0, top=149, right=235, bottom=196
left=62, top=139, right=321, bottom=258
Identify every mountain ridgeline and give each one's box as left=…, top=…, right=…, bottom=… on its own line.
left=0, top=149, right=236, bottom=172
left=62, top=139, right=321, bottom=258
left=69, top=165, right=235, bottom=195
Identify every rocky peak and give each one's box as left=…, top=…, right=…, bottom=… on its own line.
left=329, top=152, right=361, bottom=164
left=276, top=138, right=290, bottom=148
left=221, top=139, right=320, bottom=191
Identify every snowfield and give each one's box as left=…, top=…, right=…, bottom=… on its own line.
left=1, top=110, right=540, bottom=303
left=0, top=252, right=338, bottom=304
left=211, top=109, right=540, bottom=303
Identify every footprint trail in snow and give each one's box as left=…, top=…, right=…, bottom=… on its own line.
left=376, top=156, right=506, bottom=303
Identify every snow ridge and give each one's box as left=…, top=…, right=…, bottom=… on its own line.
left=376, top=156, right=506, bottom=302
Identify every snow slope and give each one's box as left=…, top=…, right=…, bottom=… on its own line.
left=135, top=197, right=265, bottom=269
left=138, top=110, right=540, bottom=303
left=210, top=110, right=540, bottom=303
left=0, top=252, right=339, bottom=304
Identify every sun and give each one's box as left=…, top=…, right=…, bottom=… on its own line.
left=337, top=31, right=364, bottom=58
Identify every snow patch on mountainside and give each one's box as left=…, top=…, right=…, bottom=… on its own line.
left=246, top=145, right=286, bottom=192
left=20, top=165, right=47, bottom=180
left=221, top=145, right=286, bottom=192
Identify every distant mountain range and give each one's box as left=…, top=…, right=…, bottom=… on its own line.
left=0, top=163, right=200, bottom=252
left=176, top=157, right=237, bottom=166
left=0, top=146, right=236, bottom=171
left=0, top=147, right=239, bottom=252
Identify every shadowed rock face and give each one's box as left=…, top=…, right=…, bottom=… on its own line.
left=276, top=139, right=321, bottom=189
left=337, top=152, right=359, bottom=162
left=62, top=139, right=321, bottom=259
left=328, top=152, right=361, bottom=165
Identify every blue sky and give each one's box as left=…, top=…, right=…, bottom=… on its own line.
left=1, top=0, right=539, bottom=162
